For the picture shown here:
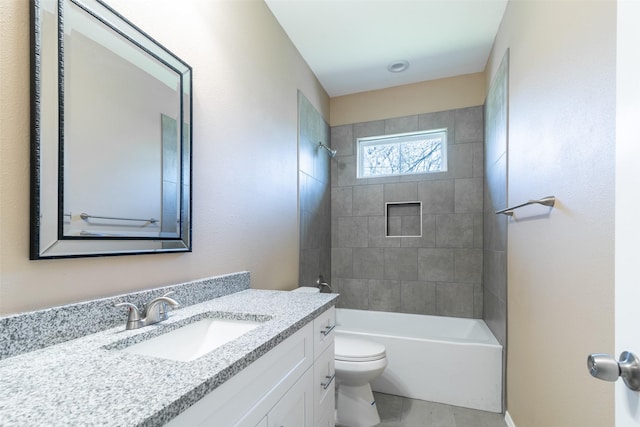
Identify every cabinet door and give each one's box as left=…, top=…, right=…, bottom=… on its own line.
left=268, top=368, right=314, bottom=427
left=314, top=343, right=335, bottom=427
left=315, top=406, right=335, bottom=427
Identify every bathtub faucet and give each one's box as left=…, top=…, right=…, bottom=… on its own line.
left=316, top=275, right=332, bottom=292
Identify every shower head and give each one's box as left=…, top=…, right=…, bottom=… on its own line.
left=318, top=142, right=337, bottom=158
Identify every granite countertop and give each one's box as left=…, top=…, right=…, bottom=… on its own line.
left=0, top=289, right=338, bottom=426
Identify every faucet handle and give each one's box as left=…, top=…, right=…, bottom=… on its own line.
left=115, top=302, right=141, bottom=322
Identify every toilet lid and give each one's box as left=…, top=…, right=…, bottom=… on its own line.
left=334, top=335, right=386, bottom=362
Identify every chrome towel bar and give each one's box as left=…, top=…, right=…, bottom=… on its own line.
left=79, top=212, right=159, bottom=224
left=495, top=196, right=556, bottom=216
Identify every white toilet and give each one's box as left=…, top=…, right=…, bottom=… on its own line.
left=292, top=286, right=388, bottom=427
left=334, top=334, right=387, bottom=427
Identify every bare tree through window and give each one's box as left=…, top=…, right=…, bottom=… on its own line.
left=358, top=130, right=447, bottom=178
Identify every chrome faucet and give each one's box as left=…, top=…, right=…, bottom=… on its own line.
left=316, top=275, right=332, bottom=292
left=116, top=291, right=180, bottom=330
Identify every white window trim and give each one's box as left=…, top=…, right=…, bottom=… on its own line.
left=356, top=129, right=448, bottom=179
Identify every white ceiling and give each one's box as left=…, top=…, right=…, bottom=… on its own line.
left=265, top=0, right=508, bottom=97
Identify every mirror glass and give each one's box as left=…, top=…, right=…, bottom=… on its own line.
left=31, top=0, right=192, bottom=258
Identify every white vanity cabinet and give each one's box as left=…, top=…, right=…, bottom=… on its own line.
left=166, top=306, right=336, bottom=427
left=312, top=307, right=336, bottom=427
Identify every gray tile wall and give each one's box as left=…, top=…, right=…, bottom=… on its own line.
left=483, top=52, right=509, bottom=347
left=331, top=107, right=484, bottom=318
left=299, top=92, right=331, bottom=287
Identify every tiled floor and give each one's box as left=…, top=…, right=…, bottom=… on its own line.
left=374, top=392, right=508, bottom=427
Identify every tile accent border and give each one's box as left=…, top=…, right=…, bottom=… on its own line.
left=0, top=271, right=250, bottom=360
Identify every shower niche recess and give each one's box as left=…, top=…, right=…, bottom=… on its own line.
left=385, top=202, right=422, bottom=238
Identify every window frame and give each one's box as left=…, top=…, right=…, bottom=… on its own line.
left=356, top=129, right=448, bottom=179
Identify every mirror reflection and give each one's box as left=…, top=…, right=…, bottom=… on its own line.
left=31, top=0, right=192, bottom=258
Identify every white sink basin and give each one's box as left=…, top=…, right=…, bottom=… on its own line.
left=121, top=317, right=262, bottom=362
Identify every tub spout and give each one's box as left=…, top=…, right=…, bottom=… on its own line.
left=316, top=275, right=332, bottom=292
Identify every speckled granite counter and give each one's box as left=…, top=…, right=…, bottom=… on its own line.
left=0, top=287, right=338, bottom=426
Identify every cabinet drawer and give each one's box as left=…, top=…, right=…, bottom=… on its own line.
left=313, top=342, right=335, bottom=420
left=313, top=306, right=335, bottom=358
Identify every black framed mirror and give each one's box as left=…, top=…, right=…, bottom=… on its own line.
left=30, top=0, right=192, bottom=259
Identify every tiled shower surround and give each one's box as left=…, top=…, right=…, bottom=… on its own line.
left=298, top=92, right=331, bottom=287
left=331, top=107, right=484, bottom=318
left=484, top=52, right=509, bottom=347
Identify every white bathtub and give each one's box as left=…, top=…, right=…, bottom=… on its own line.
left=335, top=308, right=502, bottom=413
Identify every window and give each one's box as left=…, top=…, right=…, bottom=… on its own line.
left=357, top=129, right=447, bottom=178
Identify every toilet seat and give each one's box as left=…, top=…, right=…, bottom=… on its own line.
left=335, top=335, right=386, bottom=362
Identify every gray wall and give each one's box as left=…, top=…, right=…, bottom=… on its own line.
left=330, top=107, right=484, bottom=318
left=483, top=53, right=509, bottom=347
left=299, top=92, right=331, bottom=287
